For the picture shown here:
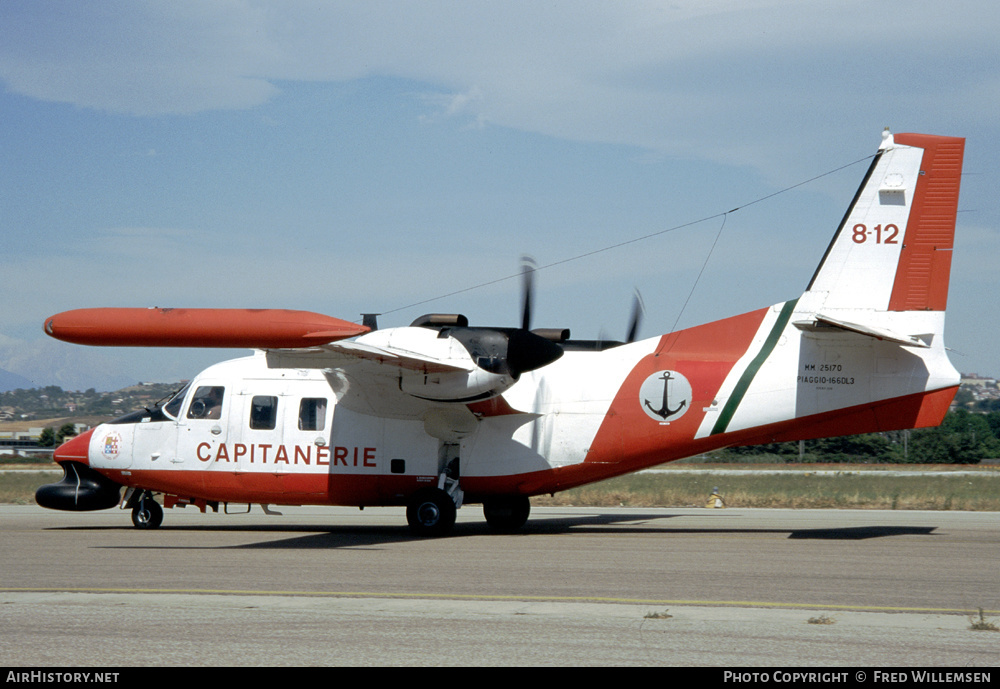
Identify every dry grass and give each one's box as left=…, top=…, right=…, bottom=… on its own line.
left=532, top=471, right=1000, bottom=511
left=0, top=471, right=58, bottom=505
left=969, top=609, right=999, bottom=632
left=4, top=466, right=1000, bottom=511
left=807, top=614, right=836, bottom=625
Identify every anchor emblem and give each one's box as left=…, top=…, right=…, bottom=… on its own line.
left=639, top=370, right=692, bottom=422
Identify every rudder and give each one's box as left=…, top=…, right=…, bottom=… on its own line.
left=887, top=133, right=965, bottom=311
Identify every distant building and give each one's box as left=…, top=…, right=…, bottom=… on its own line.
left=961, top=373, right=997, bottom=387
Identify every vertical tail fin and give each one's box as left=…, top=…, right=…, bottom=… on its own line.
left=804, top=130, right=965, bottom=316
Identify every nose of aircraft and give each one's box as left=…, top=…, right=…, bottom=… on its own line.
left=36, top=428, right=123, bottom=511
left=54, top=427, right=95, bottom=465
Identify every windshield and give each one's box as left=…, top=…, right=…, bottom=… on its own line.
left=162, top=382, right=192, bottom=420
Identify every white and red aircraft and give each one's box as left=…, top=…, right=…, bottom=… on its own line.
left=37, top=131, right=965, bottom=536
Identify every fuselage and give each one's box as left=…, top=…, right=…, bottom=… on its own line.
left=57, top=298, right=958, bottom=510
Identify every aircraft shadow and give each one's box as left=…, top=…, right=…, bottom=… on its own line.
left=75, top=511, right=938, bottom=550
left=519, top=514, right=937, bottom=540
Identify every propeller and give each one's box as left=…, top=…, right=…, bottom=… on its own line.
left=417, top=255, right=564, bottom=379
left=497, top=255, right=564, bottom=377
left=626, top=290, right=645, bottom=343
left=596, top=289, right=645, bottom=348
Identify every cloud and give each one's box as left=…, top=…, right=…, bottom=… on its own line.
left=0, top=1, right=280, bottom=114
left=4, top=2, right=996, bottom=157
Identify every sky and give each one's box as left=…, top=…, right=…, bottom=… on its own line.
left=1, top=1, right=998, bottom=390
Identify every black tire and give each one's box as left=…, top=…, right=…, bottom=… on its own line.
left=131, top=495, right=163, bottom=529
left=406, top=488, right=456, bottom=537
left=483, top=496, right=530, bottom=533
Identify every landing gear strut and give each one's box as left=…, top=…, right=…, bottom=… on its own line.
left=406, top=488, right=456, bottom=537
left=483, top=496, right=531, bottom=533
left=130, top=492, right=163, bottom=529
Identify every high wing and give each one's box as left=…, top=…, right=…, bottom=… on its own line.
left=44, top=307, right=369, bottom=348
left=264, top=324, right=538, bottom=419
left=265, top=337, right=475, bottom=375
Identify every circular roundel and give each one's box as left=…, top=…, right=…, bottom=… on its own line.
left=639, top=370, right=692, bottom=422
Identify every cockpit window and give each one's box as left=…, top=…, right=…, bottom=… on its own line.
left=162, top=382, right=192, bottom=420
left=250, top=396, right=278, bottom=430
left=298, top=398, right=327, bottom=431
left=187, top=386, right=225, bottom=420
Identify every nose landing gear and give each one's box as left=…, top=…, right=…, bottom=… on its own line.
left=129, top=491, right=163, bottom=529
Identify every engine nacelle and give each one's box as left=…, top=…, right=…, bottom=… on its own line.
left=358, top=326, right=519, bottom=402
left=400, top=367, right=516, bottom=402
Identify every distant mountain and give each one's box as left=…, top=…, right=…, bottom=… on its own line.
left=0, top=332, right=243, bottom=392
left=0, top=367, right=34, bottom=392
left=0, top=337, right=138, bottom=391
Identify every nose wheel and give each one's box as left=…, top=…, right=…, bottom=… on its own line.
left=130, top=492, right=163, bottom=529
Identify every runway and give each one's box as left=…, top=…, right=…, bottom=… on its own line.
left=2, top=504, right=998, bottom=666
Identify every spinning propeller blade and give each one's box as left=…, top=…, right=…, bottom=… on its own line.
left=520, top=255, right=536, bottom=331
left=626, top=290, right=645, bottom=343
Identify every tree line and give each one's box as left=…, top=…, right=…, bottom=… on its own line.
left=716, top=408, right=1000, bottom=464
left=36, top=424, right=80, bottom=447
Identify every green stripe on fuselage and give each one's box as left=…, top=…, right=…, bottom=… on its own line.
left=710, top=299, right=798, bottom=436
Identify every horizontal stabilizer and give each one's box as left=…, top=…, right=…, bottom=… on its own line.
left=793, top=313, right=930, bottom=348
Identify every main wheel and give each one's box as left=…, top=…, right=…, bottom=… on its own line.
left=483, top=496, right=530, bottom=533
left=406, top=488, right=456, bottom=537
left=131, top=494, right=163, bottom=529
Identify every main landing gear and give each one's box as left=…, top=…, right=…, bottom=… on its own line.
left=483, top=496, right=531, bottom=533
left=405, top=490, right=532, bottom=537
left=406, top=488, right=457, bottom=537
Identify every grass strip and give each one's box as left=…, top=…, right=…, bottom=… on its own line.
left=5, top=468, right=999, bottom=511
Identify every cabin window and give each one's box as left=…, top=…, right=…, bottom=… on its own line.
left=250, top=396, right=279, bottom=430
left=187, top=386, right=224, bottom=420
left=298, top=398, right=327, bottom=431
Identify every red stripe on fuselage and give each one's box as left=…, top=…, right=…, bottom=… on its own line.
left=96, top=468, right=439, bottom=507
left=584, top=308, right=770, bottom=469
left=724, top=385, right=958, bottom=446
